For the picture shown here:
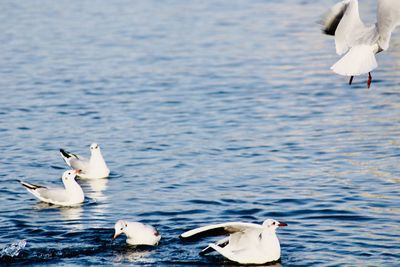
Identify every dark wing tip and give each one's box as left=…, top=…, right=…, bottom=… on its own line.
left=59, top=149, right=71, bottom=158
left=20, top=181, right=46, bottom=190
left=20, top=181, right=35, bottom=190
left=321, top=3, right=348, bottom=36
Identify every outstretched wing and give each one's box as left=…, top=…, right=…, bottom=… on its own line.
left=180, top=222, right=262, bottom=240
left=20, top=181, right=69, bottom=204
left=322, top=0, right=366, bottom=55
left=321, top=0, right=350, bottom=36
left=377, top=0, right=400, bottom=50
left=34, top=188, right=70, bottom=203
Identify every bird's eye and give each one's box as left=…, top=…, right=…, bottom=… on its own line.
left=120, top=228, right=123, bottom=231
left=272, top=222, right=275, bottom=225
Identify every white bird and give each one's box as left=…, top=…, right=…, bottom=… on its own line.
left=19, top=170, right=84, bottom=206
left=59, top=143, right=110, bottom=179
left=322, top=0, right=400, bottom=88
left=180, top=219, right=287, bottom=265
left=113, top=220, right=161, bottom=246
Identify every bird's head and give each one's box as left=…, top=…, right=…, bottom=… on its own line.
left=90, top=143, right=100, bottom=152
left=113, top=220, right=128, bottom=240
left=62, top=170, right=77, bottom=183
left=262, top=219, right=288, bottom=231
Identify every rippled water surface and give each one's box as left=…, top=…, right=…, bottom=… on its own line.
left=1, top=0, right=400, bottom=266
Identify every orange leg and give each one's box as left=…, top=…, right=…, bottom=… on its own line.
left=367, top=72, right=372, bottom=89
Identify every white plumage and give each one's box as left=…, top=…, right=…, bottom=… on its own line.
left=322, top=0, right=400, bottom=87
left=19, top=170, right=84, bottom=206
left=113, top=220, right=161, bottom=246
left=180, top=219, right=287, bottom=265
left=331, top=44, right=378, bottom=76
left=60, top=143, right=110, bottom=179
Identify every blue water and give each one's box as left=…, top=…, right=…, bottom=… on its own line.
left=1, top=0, right=400, bottom=266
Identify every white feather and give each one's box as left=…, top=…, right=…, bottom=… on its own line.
left=334, top=0, right=365, bottom=55
left=377, top=0, right=400, bottom=50
left=331, top=45, right=378, bottom=76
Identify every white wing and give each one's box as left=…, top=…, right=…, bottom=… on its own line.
left=334, top=0, right=367, bottom=55
left=377, top=0, right=400, bottom=50
left=321, top=0, right=351, bottom=36
left=68, top=158, right=90, bottom=172
left=20, top=181, right=70, bottom=204
left=34, top=188, right=70, bottom=203
left=322, top=0, right=369, bottom=55
left=180, top=222, right=262, bottom=239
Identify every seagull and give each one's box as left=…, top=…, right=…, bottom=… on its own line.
left=322, top=0, right=400, bottom=88
left=19, top=170, right=84, bottom=206
left=59, top=143, right=110, bottom=179
left=180, top=219, right=287, bottom=265
left=113, top=220, right=161, bottom=246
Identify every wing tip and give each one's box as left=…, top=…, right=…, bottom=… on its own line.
left=179, top=233, right=190, bottom=240
left=20, top=180, right=47, bottom=190
left=59, top=148, right=71, bottom=158
left=20, top=181, right=34, bottom=190
left=321, top=1, right=348, bottom=36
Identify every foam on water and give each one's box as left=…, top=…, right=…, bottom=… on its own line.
left=0, top=240, right=27, bottom=258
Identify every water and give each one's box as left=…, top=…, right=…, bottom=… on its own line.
left=1, top=0, right=400, bottom=265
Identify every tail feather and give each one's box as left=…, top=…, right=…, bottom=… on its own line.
left=321, top=0, right=350, bottom=36
left=331, top=45, right=378, bottom=76
left=207, top=244, right=238, bottom=261
left=19, top=180, right=46, bottom=190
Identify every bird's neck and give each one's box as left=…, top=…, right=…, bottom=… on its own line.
left=261, top=229, right=281, bottom=259
left=261, top=229, right=280, bottom=246
left=262, top=229, right=277, bottom=237
left=124, top=227, right=135, bottom=241
left=64, top=180, right=83, bottom=194
left=90, top=152, right=107, bottom=166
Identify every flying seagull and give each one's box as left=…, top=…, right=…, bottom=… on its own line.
left=322, top=0, right=400, bottom=88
